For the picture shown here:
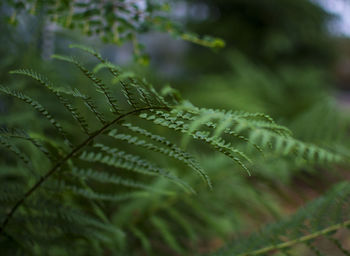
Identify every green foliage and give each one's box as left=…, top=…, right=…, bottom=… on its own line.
left=1, top=0, right=224, bottom=63
left=185, top=0, right=335, bottom=74
left=213, top=181, right=350, bottom=256
left=0, top=46, right=347, bottom=255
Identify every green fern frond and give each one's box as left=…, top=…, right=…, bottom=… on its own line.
left=69, top=44, right=169, bottom=108
left=69, top=44, right=122, bottom=78
left=1, top=46, right=347, bottom=256
left=0, top=86, right=70, bottom=143
left=0, top=128, right=55, bottom=161
left=174, top=109, right=264, bottom=153
left=71, top=167, right=171, bottom=195
left=167, top=208, right=197, bottom=241
left=108, top=128, right=212, bottom=187
left=79, top=149, right=194, bottom=193
left=151, top=216, right=184, bottom=254
left=140, top=111, right=252, bottom=175
left=0, top=183, right=25, bottom=204
left=65, top=185, right=148, bottom=202
left=122, top=122, right=207, bottom=183
left=214, top=181, right=350, bottom=256
left=129, top=226, right=152, bottom=254
left=9, top=69, right=91, bottom=135
left=82, top=96, right=107, bottom=125
left=0, top=136, right=32, bottom=168
left=69, top=44, right=104, bottom=61
left=193, top=108, right=292, bottom=136
left=120, top=80, right=140, bottom=109
left=327, top=235, right=350, bottom=256
left=54, top=86, right=108, bottom=127
left=52, top=54, right=121, bottom=115
left=19, top=198, right=124, bottom=237
left=141, top=108, right=343, bottom=167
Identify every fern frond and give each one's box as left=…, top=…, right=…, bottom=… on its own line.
left=0, top=183, right=25, bottom=204
left=65, top=185, right=147, bottom=202
left=191, top=108, right=292, bottom=136
left=327, top=235, right=350, bottom=256
left=167, top=208, right=197, bottom=241
left=56, top=95, right=91, bottom=135
left=140, top=111, right=252, bottom=175
left=69, top=44, right=169, bottom=108
left=55, top=86, right=107, bottom=127
left=130, top=226, right=152, bottom=254
left=151, top=216, right=184, bottom=254
left=214, top=181, right=350, bottom=256
left=71, top=167, right=171, bottom=195
left=0, top=136, right=32, bottom=169
left=82, top=96, right=107, bottom=125
left=173, top=109, right=263, bottom=152
left=18, top=198, right=124, bottom=237
left=120, top=80, right=140, bottom=109
left=69, top=44, right=123, bottom=78
left=108, top=128, right=212, bottom=187
left=79, top=149, right=194, bottom=193
left=8, top=69, right=91, bottom=136
left=0, top=127, right=56, bottom=161
left=52, top=54, right=121, bottom=115
left=141, top=108, right=343, bottom=167
left=121, top=122, right=211, bottom=188
left=0, top=86, right=70, bottom=143
left=2, top=46, right=347, bottom=256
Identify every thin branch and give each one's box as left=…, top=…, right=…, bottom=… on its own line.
left=0, top=106, right=169, bottom=234
left=238, top=219, right=350, bottom=256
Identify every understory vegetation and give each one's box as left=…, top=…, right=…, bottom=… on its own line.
left=1, top=1, right=350, bottom=255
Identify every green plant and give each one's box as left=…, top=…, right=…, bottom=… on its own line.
left=212, top=181, right=350, bottom=256
left=1, top=0, right=224, bottom=64
left=0, top=45, right=346, bottom=255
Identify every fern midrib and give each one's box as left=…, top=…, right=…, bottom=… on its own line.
left=0, top=106, right=169, bottom=234
left=237, top=218, right=350, bottom=256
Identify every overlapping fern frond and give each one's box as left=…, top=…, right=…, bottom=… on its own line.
left=0, top=45, right=345, bottom=255
left=213, top=181, right=350, bottom=256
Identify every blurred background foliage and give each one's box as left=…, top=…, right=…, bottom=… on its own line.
left=1, top=0, right=350, bottom=255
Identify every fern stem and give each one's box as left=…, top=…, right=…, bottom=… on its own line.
left=0, top=106, right=169, bottom=235
left=237, top=219, right=350, bottom=256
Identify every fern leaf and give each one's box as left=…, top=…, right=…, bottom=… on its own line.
left=52, top=55, right=121, bottom=115
left=0, top=182, right=25, bottom=204
left=214, top=182, right=350, bottom=256
left=121, top=122, right=212, bottom=188
left=0, top=86, right=70, bottom=143
left=56, top=86, right=107, bottom=126
left=66, top=185, right=148, bottom=202
left=306, top=242, right=326, bottom=256
left=175, top=109, right=263, bottom=152
left=108, top=128, right=212, bottom=187
left=167, top=208, right=197, bottom=241
left=0, top=127, right=55, bottom=161
left=69, top=44, right=169, bottom=107
left=82, top=96, right=107, bottom=125
left=142, top=109, right=343, bottom=166
left=327, top=235, right=350, bottom=256
left=20, top=198, right=124, bottom=237
left=129, top=226, right=152, bottom=254
left=120, top=80, right=140, bottom=109
left=79, top=149, right=194, bottom=194
left=9, top=69, right=91, bottom=135
left=69, top=44, right=122, bottom=78
left=0, top=136, right=30, bottom=168
left=139, top=111, right=252, bottom=175
left=71, top=167, right=171, bottom=195
left=151, top=216, right=184, bottom=254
